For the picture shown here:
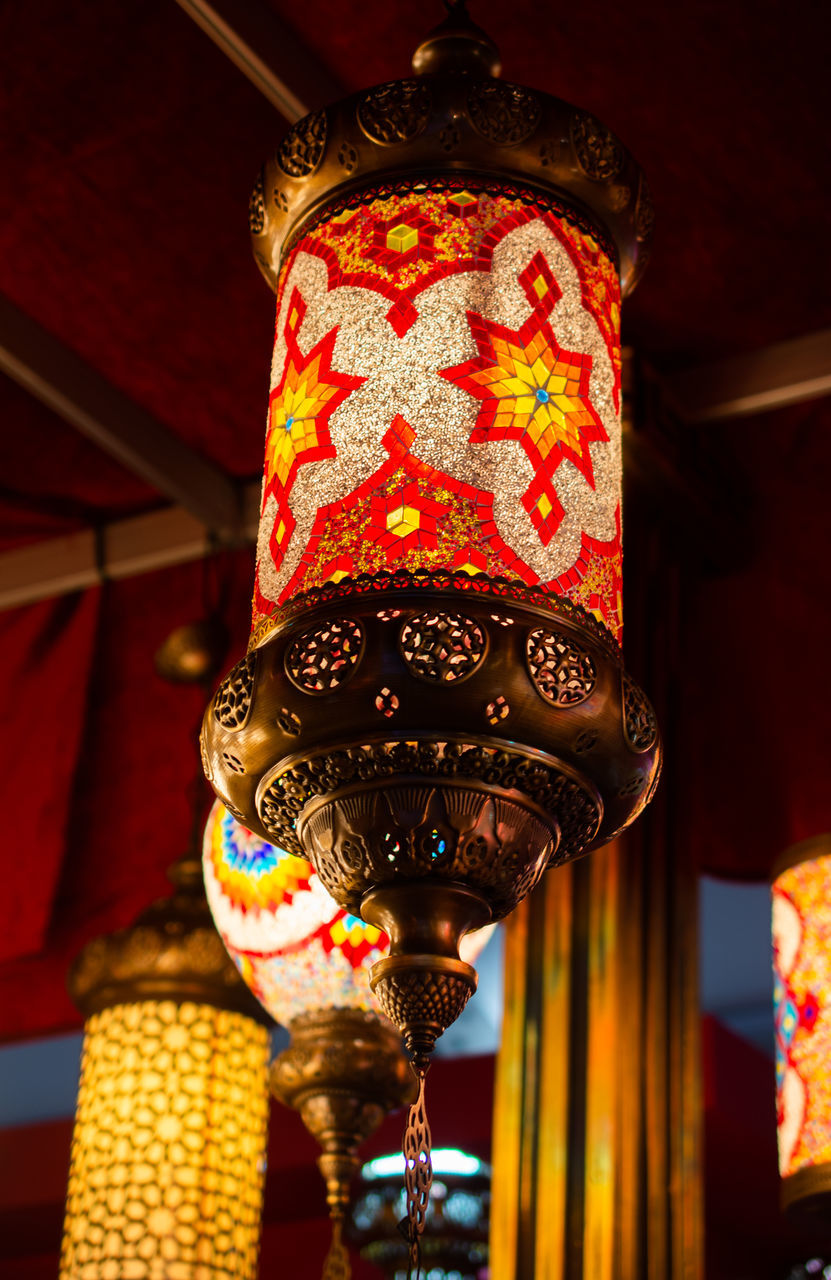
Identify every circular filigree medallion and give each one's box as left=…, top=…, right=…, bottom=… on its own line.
left=622, top=671, right=657, bottom=751
left=277, top=110, right=327, bottom=177
left=285, top=619, right=364, bottom=694
left=399, top=612, right=486, bottom=684
left=570, top=110, right=624, bottom=181
left=375, top=687, right=400, bottom=718
left=526, top=629, right=596, bottom=707
left=277, top=707, right=301, bottom=736
left=485, top=695, right=510, bottom=726
left=213, top=654, right=257, bottom=729
left=357, top=80, right=431, bottom=145
left=466, top=81, right=540, bottom=145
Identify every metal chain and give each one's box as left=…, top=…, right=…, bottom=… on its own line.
left=397, top=1064, right=433, bottom=1280
left=322, top=1214, right=351, bottom=1280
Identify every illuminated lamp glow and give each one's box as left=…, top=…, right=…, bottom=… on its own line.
left=362, top=1148, right=489, bottom=1180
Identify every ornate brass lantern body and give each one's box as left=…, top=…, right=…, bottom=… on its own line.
left=201, top=21, right=659, bottom=1254
left=202, top=7, right=659, bottom=1061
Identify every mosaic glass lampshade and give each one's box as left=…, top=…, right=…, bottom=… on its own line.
left=204, top=797, right=411, bottom=1277
left=203, top=796, right=390, bottom=1023
left=200, top=1, right=660, bottom=1254
left=59, top=858, right=271, bottom=1280
left=772, top=834, right=831, bottom=1214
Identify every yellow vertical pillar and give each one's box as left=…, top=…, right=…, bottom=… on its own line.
left=490, top=819, right=702, bottom=1280
left=491, top=864, right=573, bottom=1279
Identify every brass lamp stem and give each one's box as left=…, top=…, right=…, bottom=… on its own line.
left=322, top=1212, right=351, bottom=1280
left=270, top=1009, right=414, bottom=1278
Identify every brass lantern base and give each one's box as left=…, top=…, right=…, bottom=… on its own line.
left=781, top=1161, right=831, bottom=1218
left=362, top=881, right=491, bottom=1065
left=270, top=1008, right=414, bottom=1217
left=203, top=570, right=662, bottom=1051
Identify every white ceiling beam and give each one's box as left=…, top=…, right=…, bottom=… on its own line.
left=666, top=328, right=831, bottom=423
left=175, top=0, right=345, bottom=121
left=0, top=298, right=244, bottom=537
left=0, top=484, right=260, bottom=612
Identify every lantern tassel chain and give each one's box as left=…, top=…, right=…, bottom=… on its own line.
left=322, top=1213, right=350, bottom=1280
left=398, top=1061, right=433, bottom=1280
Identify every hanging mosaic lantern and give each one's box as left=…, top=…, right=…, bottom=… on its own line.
left=60, top=857, right=272, bottom=1280
left=772, top=834, right=831, bottom=1215
left=201, top=2, right=660, bottom=1260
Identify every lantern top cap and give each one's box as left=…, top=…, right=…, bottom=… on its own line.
left=68, top=852, right=272, bottom=1024
left=251, top=8, right=652, bottom=297
left=771, top=832, right=831, bottom=883
left=411, top=0, right=502, bottom=78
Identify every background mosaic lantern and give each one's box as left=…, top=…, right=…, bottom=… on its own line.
left=204, top=798, right=410, bottom=1277
left=349, top=1148, right=491, bottom=1279
left=203, top=799, right=495, bottom=1277
left=59, top=855, right=272, bottom=1280
left=772, top=834, right=831, bottom=1216
left=200, top=1, right=661, bottom=1258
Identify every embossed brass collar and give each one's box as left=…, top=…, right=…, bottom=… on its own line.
left=251, top=23, right=651, bottom=295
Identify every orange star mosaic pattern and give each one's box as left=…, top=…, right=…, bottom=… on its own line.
left=253, top=183, right=624, bottom=643
left=264, top=296, right=364, bottom=571
left=442, top=308, right=609, bottom=546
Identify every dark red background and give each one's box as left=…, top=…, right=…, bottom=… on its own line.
left=1, top=0, right=830, bottom=1274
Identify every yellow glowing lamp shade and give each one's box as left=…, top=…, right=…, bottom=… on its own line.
left=772, top=835, right=831, bottom=1210
left=203, top=799, right=494, bottom=1026
left=60, top=1000, right=270, bottom=1280
left=251, top=185, right=623, bottom=650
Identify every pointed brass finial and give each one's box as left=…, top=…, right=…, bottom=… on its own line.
left=412, top=0, right=501, bottom=78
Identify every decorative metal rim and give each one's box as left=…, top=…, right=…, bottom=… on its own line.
left=770, top=832, right=831, bottom=883
left=251, top=569, right=621, bottom=664
left=252, top=68, right=650, bottom=296
left=254, top=732, right=601, bottom=858
left=781, top=1160, right=831, bottom=1212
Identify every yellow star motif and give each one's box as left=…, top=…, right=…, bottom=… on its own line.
left=443, top=310, right=608, bottom=491
left=265, top=326, right=363, bottom=496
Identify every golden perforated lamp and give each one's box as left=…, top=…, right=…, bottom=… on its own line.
left=772, top=834, right=831, bottom=1215
left=59, top=855, right=272, bottom=1280
left=200, top=0, right=661, bottom=1253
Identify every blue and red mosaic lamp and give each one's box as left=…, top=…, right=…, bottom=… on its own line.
left=203, top=798, right=494, bottom=1277
left=203, top=797, right=388, bottom=1021
left=772, top=835, right=831, bottom=1215
left=201, top=3, right=661, bottom=1264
